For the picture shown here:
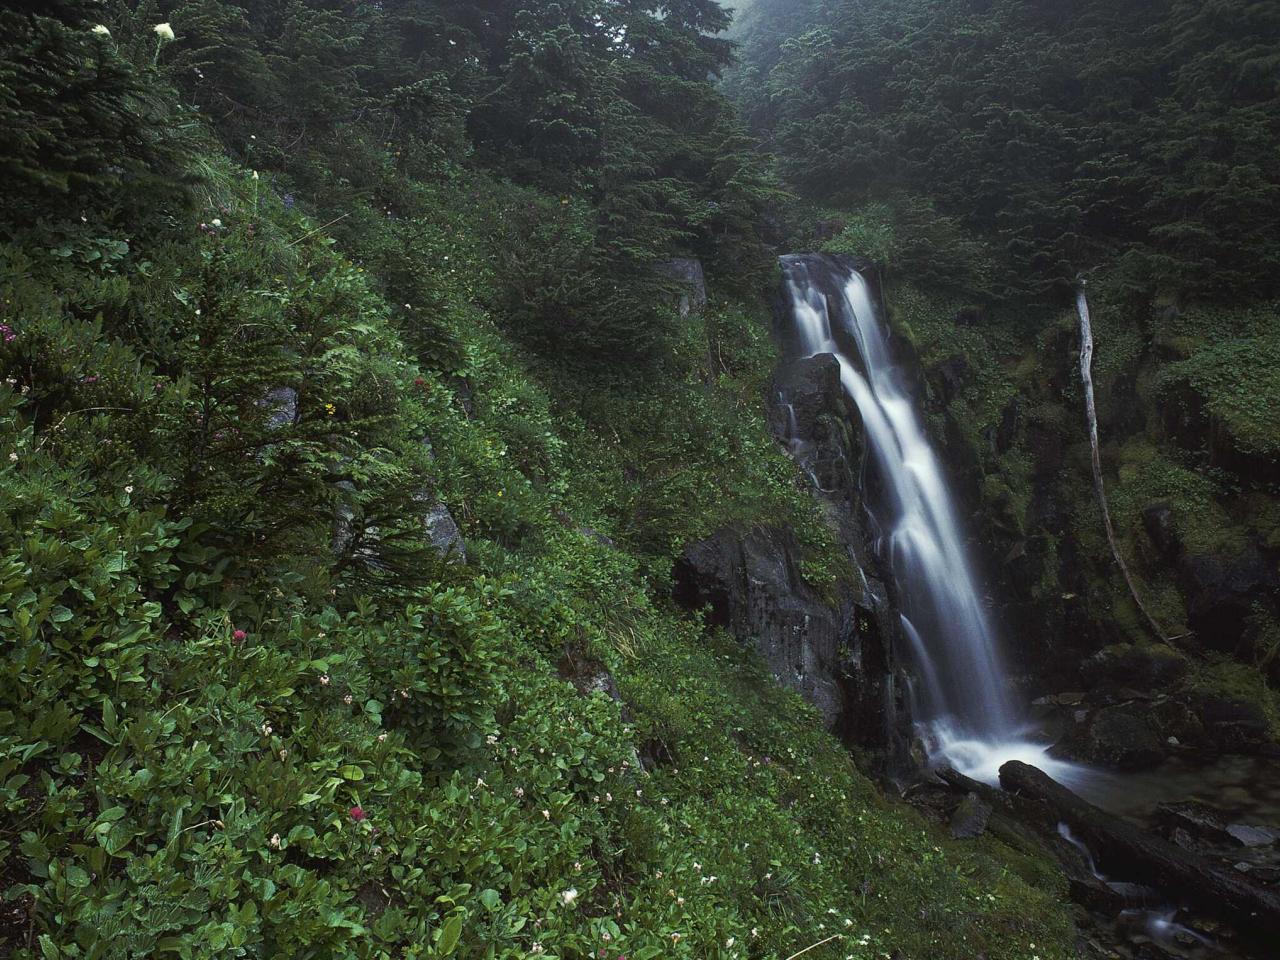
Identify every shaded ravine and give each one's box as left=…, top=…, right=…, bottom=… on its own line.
left=777, top=255, right=1079, bottom=784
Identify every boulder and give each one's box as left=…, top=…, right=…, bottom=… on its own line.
left=656, top=258, right=707, bottom=317
left=1179, top=547, right=1279, bottom=654
left=673, top=525, right=884, bottom=742
left=260, top=386, right=298, bottom=430
left=1079, top=643, right=1188, bottom=691
left=768, top=354, right=861, bottom=503
left=422, top=503, right=466, bottom=563
left=950, top=793, right=993, bottom=839
left=1071, top=704, right=1165, bottom=770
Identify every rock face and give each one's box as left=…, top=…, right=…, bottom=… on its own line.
left=1068, top=704, right=1166, bottom=771
left=656, top=258, right=708, bottom=317
left=672, top=269, right=909, bottom=756
left=422, top=503, right=466, bottom=563
left=260, top=386, right=298, bottom=429
left=673, top=525, right=871, bottom=734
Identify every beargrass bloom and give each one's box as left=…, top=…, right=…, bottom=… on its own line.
left=349, top=806, right=366, bottom=822
left=91, top=24, right=111, bottom=36
left=154, top=22, right=175, bottom=40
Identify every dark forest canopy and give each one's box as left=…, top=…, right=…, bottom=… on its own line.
left=727, top=0, right=1280, bottom=300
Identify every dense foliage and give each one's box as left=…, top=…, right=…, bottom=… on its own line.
left=0, top=1, right=1081, bottom=958
left=728, top=0, right=1280, bottom=299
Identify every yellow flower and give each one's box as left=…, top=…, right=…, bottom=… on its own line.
left=324, top=403, right=336, bottom=416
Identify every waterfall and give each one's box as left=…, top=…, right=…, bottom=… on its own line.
left=780, top=255, right=1077, bottom=783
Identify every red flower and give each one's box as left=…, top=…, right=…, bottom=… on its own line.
left=232, top=629, right=247, bottom=643
left=414, top=377, right=425, bottom=387
left=349, top=806, right=366, bottom=822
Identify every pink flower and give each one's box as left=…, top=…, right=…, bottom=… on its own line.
left=232, top=629, right=247, bottom=642
left=349, top=806, right=366, bottom=822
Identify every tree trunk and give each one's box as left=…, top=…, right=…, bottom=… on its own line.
left=1075, top=284, right=1170, bottom=642
left=1000, top=760, right=1280, bottom=937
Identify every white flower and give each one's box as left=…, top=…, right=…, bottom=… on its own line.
left=124, top=485, right=134, bottom=494
left=269, top=833, right=281, bottom=849
left=252, top=170, right=260, bottom=181
left=211, top=218, right=222, bottom=228
left=153, top=22, right=175, bottom=41
left=726, top=938, right=735, bottom=948
left=8, top=452, right=16, bottom=462
left=91, top=25, right=111, bottom=37
left=560, top=888, right=578, bottom=906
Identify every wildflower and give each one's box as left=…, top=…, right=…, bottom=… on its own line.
left=726, top=938, right=735, bottom=948
left=531, top=945, right=544, bottom=955
left=349, top=806, right=366, bottom=822
left=278, top=749, right=288, bottom=760
left=343, top=694, right=353, bottom=705
left=319, top=675, right=330, bottom=686
left=8, top=453, right=16, bottom=462
left=232, top=629, right=247, bottom=642
left=377, top=733, right=387, bottom=742
left=541, top=809, right=550, bottom=819
left=252, top=170, right=260, bottom=181
left=601, top=932, right=611, bottom=943
left=485, top=734, right=498, bottom=745
left=153, top=22, right=175, bottom=40
left=324, top=403, right=336, bottom=416
left=514, top=786, right=524, bottom=798
left=560, top=888, right=578, bottom=906
left=283, top=193, right=295, bottom=210
left=269, top=833, right=281, bottom=848
left=91, top=24, right=111, bottom=36
left=670, top=933, right=681, bottom=944
left=574, top=861, right=582, bottom=872
left=261, top=723, right=272, bottom=736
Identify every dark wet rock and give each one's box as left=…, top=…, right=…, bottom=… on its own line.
left=578, top=526, right=615, bottom=549
left=1195, top=697, right=1271, bottom=752
left=1225, top=824, right=1278, bottom=848
left=931, top=355, right=970, bottom=406
left=1071, top=705, right=1165, bottom=770
left=949, top=793, right=992, bottom=839
left=1141, top=502, right=1179, bottom=559
left=656, top=258, right=707, bottom=317
left=674, top=526, right=861, bottom=731
left=1178, top=546, right=1280, bottom=655
left=1234, top=861, right=1280, bottom=883
left=260, top=386, right=298, bottom=430
left=768, top=354, right=862, bottom=503
left=1156, top=801, right=1237, bottom=848
left=1147, top=699, right=1204, bottom=746
left=557, top=646, right=623, bottom=704
left=639, top=736, right=674, bottom=772
left=422, top=503, right=466, bottom=563
left=1079, top=644, right=1188, bottom=691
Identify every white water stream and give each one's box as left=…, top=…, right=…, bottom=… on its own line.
left=780, top=255, right=1082, bottom=785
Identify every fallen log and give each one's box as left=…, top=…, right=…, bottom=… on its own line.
left=999, top=760, right=1280, bottom=936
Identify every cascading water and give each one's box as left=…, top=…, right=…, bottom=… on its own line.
left=779, top=254, right=1079, bottom=784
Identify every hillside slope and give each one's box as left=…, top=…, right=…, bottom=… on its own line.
left=0, top=3, right=1078, bottom=958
